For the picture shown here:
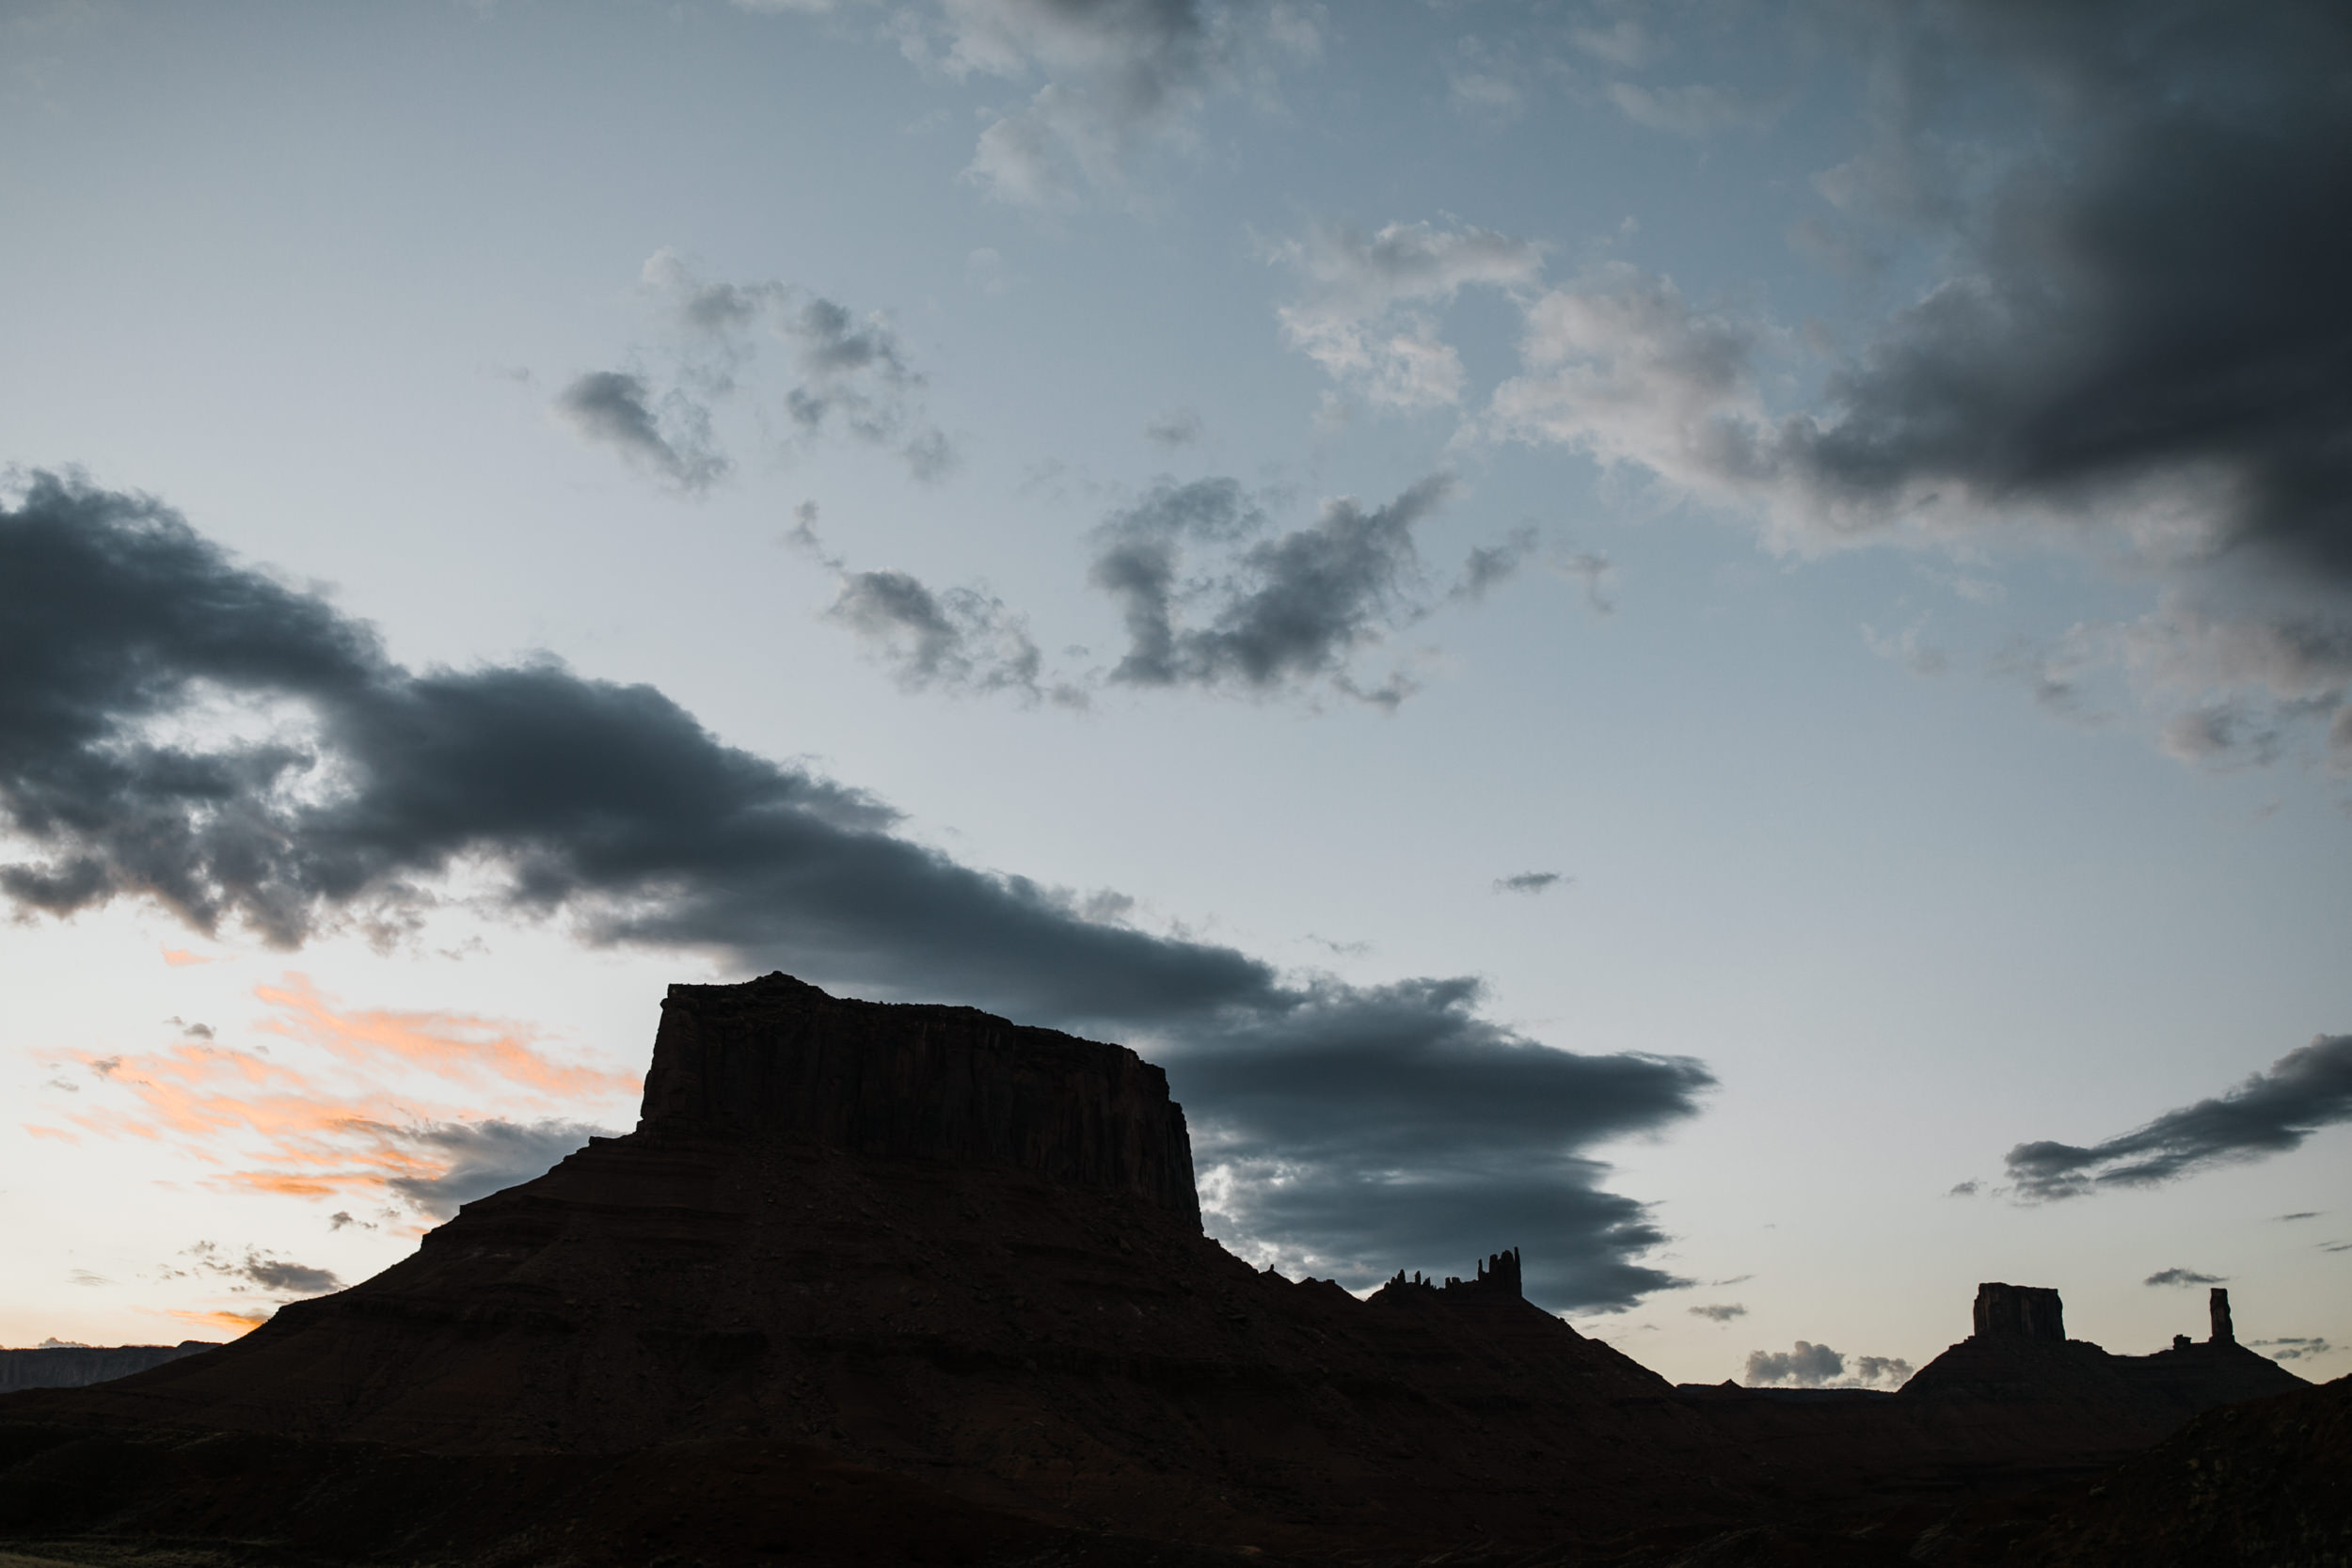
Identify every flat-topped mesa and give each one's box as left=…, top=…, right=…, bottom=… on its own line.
left=1973, top=1282, right=2065, bottom=1342
left=638, top=973, right=1200, bottom=1224
left=2210, top=1286, right=2234, bottom=1344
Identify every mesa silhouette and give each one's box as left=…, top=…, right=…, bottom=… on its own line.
left=0, top=974, right=2323, bottom=1565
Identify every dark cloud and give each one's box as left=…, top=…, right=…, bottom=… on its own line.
left=1946, top=1180, right=1979, bottom=1196
left=185, top=1242, right=342, bottom=1296
left=825, top=570, right=1057, bottom=703
left=1182, top=975, right=1712, bottom=1308
left=387, top=1119, right=612, bottom=1221
left=1491, top=2, right=2352, bottom=766
left=0, top=473, right=1709, bottom=1312
left=644, top=252, right=956, bottom=484
left=551, top=372, right=727, bottom=492
left=2277, top=1211, right=2321, bottom=1222
left=2252, top=1337, right=2334, bottom=1362
left=1689, top=1303, right=1746, bottom=1323
left=2005, top=1033, right=2352, bottom=1199
left=326, top=1211, right=374, bottom=1232
left=2144, top=1267, right=2225, bottom=1288
left=1093, top=474, right=1454, bottom=707
left=1493, top=871, right=1565, bottom=895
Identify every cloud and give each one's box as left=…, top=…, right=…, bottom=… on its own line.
left=1144, top=408, right=1202, bottom=446
left=552, top=372, right=728, bottom=493
left=825, top=570, right=1057, bottom=702
left=2005, top=1033, right=2352, bottom=1199
left=185, top=1241, right=343, bottom=1296
left=2144, top=1267, right=2225, bottom=1288
left=1271, top=220, right=1545, bottom=410
left=2277, top=1211, right=2320, bottom=1222
left=1184, top=975, right=1712, bottom=1309
left=1493, top=871, right=1565, bottom=895
left=882, top=0, right=1319, bottom=207
left=1743, top=1341, right=1911, bottom=1388
left=561, top=254, right=956, bottom=490
left=1744, top=1340, right=1842, bottom=1386
left=1605, top=80, right=1778, bottom=139
left=68, top=1269, right=110, bottom=1287
left=387, top=1118, right=610, bottom=1220
left=0, top=472, right=1708, bottom=1311
left=251, top=974, right=639, bottom=1099
left=2251, top=1336, right=2334, bottom=1363
left=160, top=946, right=215, bottom=966
left=1947, top=1179, right=1979, bottom=1196
left=1689, top=1303, right=1745, bottom=1323
left=156, top=1307, right=269, bottom=1338
left=1486, top=6, right=2352, bottom=767
left=326, top=1210, right=374, bottom=1231
left=1092, top=473, right=1456, bottom=706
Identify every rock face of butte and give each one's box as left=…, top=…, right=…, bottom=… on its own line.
left=21, top=974, right=2312, bottom=1557
left=46, top=974, right=1689, bottom=1547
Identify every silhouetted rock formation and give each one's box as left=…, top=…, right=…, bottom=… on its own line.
left=3, top=976, right=2328, bottom=1566
left=1974, top=1280, right=2066, bottom=1341
left=639, top=974, right=1200, bottom=1222
left=0, top=1341, right=214, bottom=1393
left=9, top=974, right=1688, bottom=1553
left=1371, top=1245, right=1522, bottom=1303
left=2211, top=1284, right=2234, bottom=1343
left=1900, top=1279, right=2304, bottom=1447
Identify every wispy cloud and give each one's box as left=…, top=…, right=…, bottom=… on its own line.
left=2007, top=1034, right=2352, bottom=1199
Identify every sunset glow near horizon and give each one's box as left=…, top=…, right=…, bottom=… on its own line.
left=2, top=0, right=2347, bottom=1388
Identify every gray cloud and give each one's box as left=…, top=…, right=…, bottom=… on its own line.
left=2006, top=1033, right=2352, bottom=1199
left=1489, top=2, right=2352, bottom=767
left=2277, top=1211, right=2320, bottom=1221
left=326, top=1211, right=374, bottom=1231
left=1744, top=1340, right=1842, bottom=1387
left=552, top=372, right=728, bottom=493
left=2251, top=1337, right=2333, bottom=1362
left=1093, top=473, right=1455, bottom=707
left=0, top=472, right=1709, bottom=1312
left=1494, top=871, right=1565, bottom=895
left=185, top=1242, right=342, bottom=1296
left=1689, top=1303, right=1746, bottom=1323
left=1144, top=407, right=1202, bottom=446
left=387, top=1119, right=612, bottom=1221
left=825, top=569, right=1063, bottom=704
left=1947, top=1180, right=1979, bottom=1196
left=1272, top=219, right=1545, bottom=410
left=2144, top=1267, right=2225, bottom=1288
left=1742, top=1341, right=1911, bottom=1388
left=559, top=253, right=956, bottom=489
left=883, top=0, right=1320, bottom=208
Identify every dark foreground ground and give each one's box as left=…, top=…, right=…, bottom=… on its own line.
left=3, top=1370, right=2345, bottom=1568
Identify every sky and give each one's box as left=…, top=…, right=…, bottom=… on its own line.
left=2, top=0, right=2347, bottom=1388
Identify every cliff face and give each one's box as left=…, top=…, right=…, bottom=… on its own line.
left=638, top=974, right=1199, bottom=1222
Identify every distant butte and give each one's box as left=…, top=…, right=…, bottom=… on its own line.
left=1, top=972, right=2333, bottom=1565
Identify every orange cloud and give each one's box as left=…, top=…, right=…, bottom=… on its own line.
left=21, top=1124, right=79, bottom=1143
left=252, top=974, right=639, bottom=1100
left=161, top=946, right=217, bottom=967
left=155, top=1307, right=269, bottom=1338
